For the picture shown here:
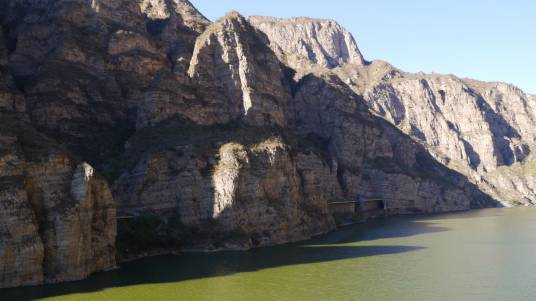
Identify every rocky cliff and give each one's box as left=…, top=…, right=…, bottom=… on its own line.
left=248, top=16, right=365, bottom=71
left=0, top=0, right=531, bottom=288
left=250, top=17, right=536, bottom=206
left=359, top=72, right=536, bottom=205
left=0, top=117, right=116, bottom=288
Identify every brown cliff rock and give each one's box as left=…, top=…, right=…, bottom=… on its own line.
left=113, top=123, right=337, bottom=252
left=252, top=15, right=535, bottom=206
left=140, top=0, right=209, bottom=72
left=292, top=74, right=494, bottom=213
left=188, top=12, right=290, bottom=128
left=0, top=0, right=532, bottom=289
left=248, top=16, right=365, bottom=71
left=0, top=117, right=116, bottom=288
left=0, top=30, right=24, bottom=113
left=360, top=70, right=536, bottom=205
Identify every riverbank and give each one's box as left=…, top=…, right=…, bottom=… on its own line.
left=5, top=207, right=536, bottom=301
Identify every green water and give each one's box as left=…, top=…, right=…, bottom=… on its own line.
left=4, top=207, right=536, bottom=301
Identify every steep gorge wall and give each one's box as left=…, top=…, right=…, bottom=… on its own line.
left=0, top=0, right=528, bottom=289
left=357, top=71, right=536, bottom=205
left=0, top=119, right=116, bottom=288
left=0, top=15, right=116, bottom=288
left=250, top=17, right=536, bottom=206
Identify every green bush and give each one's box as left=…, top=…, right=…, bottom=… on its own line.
left=116, top=212, right=251, bottom=257
left=116, top=212, right=194, bottom=257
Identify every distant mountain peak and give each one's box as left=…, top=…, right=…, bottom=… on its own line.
left=248, top=16, right=365, bottom=70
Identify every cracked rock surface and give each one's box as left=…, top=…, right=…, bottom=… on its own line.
left=0, top=0, right=532, bottom=288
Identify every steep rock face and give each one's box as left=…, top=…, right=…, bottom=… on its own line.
left=292, top=74, right=495, bottom=212
left=113, top=125, right=337, bottom=250
left=0, top=135, right=44, bottom=288
left=206, top=139, right=336, bottom=245
left=0, top=118, right=116, bottom=288
left=360, top=71, right=536, bottom=204
left=2, top=0, right=147, bottom=163
left=0, top=0, right=212, bottom=165
left=364, top=74, right=533, bottom=171
left=252, top=15, right=536, bottom=206
left=140, top=0, right=209, bottom=72
left=188, top=12, right=290, bottom=128
left=0, top=0, right=531, bottom=288
left=249, top=16, right=365, bottom=71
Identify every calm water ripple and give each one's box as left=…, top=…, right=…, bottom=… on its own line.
left=3, top=207, right=536, bottom=301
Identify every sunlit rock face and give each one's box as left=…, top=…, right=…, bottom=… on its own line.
left=188, top=12, right=291, bottom=128
left=359, top=72, right=536, bottom=205
left=251, top=15, right=536, bottom=206
left=248, top=16, right=365, bottom=71
left=112, top=126, right=339, bottom=250
left=0, top=119, right=116, bottom=289
left=0, top=0, right=533, bottom=288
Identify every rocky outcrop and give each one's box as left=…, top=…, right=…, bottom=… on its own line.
left=140, top=0, right=209, bottom=72
left=249, top=16, right=365, bottom=71
left=0, top=117, right=116, bottom=288
left=113, top=123, right=338, bottom=251
left=358, top=71, right=536, bottom=205
left=363, top=74, right=533, bottom=171
left=0, top=0, right=532, bottom=288
left=252, top=16, right=536, bottom=206
left=112, top=11, right=496, bottom=256
left=188, top=12, right=290, bottom=127
left=0, top=135, right=44, bottom=288
left=1, top=0, right=210, bottom=165
left=291, top=74, right=495, bottom=212
left=0, top=30, right=24, bottom=113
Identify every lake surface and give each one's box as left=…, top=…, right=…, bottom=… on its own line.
left=4, top=207, right=536, bottom=301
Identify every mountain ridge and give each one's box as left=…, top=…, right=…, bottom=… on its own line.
left=0, top=0, right=532, bottom=288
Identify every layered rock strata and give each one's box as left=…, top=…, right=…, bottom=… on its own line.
left=0, top=118, right=116, bottom=288
left=0, top=0, right=531, bottom=289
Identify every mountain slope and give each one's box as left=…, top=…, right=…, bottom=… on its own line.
left=0, top=0, right=530, bottom=288
left=251, top=17, right=536, bottom=206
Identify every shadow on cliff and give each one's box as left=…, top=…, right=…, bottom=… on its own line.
left=291, top=72, right=503, bottom=210
left=1, top=217, right=444, bottom=301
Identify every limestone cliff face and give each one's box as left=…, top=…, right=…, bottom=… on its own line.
left=0, top=0, right=532, bottom=289
left=1, top=0, right=211, bottom=164
left=291, top=74, right=495, bottom=212
left=114, top=132, right=337, bottom=250
left=358, top=71, right=536, bottom=205
left=140, top=0, right=209, bottom=70
left=248, top=16, right=365, bottom=71
left=188, top=12, right=290, bottom=128
left=252, top=16, right=536, bottom=206
left=363, top=74, right=534, bottom=171
left=0, top=118, right=116, bottom=289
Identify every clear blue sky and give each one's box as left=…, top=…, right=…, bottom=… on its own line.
left=192, top=0, right=535, bottom=94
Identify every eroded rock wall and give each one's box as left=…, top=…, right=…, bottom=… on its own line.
left=0, top=118, right=116, bottom=288
left=113, top=124, right=338, bottom=250
left=248, top=16, right=365, bottom=71
left=188, top=12, right=290, bottom=128
left=252, top=15, right=536, bottom=206
left=360, top=72, right=536, bottom=205
left=0, top=0, right=531, bottom=289
left=292, top=74, right=495, bottom=213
